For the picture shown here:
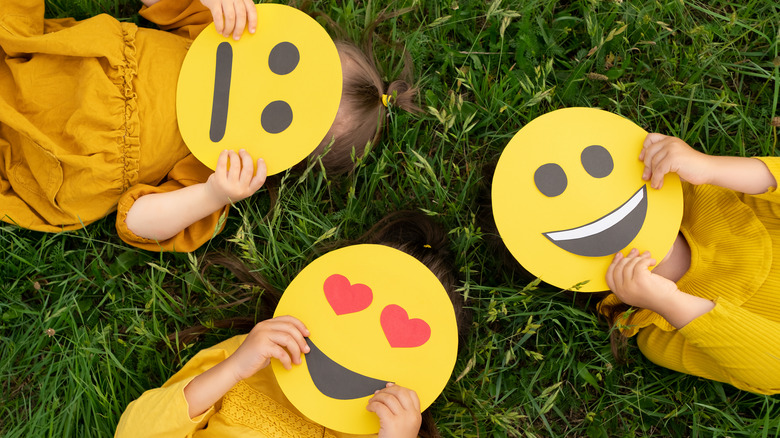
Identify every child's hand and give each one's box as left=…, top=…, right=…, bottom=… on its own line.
left=605, top=248, right=679, bottom=313
left=206, top=149, right=267, bottom=205
left=605, top=249, right=716, bottom=328
left=640, top=133, right=714, bottom=189
left=200, top=0, right=257, bottom=40
left=225, top=316, right=311, bottom=382
left=366, top=383, right=422, bottom=438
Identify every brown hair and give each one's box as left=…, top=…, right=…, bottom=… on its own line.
left=595, top=296, right=632, bottom=362
left=306, top=12, right=421, bottom=174
left=179, top=211, right=469, bottom=438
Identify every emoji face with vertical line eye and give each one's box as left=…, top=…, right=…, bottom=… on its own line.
left=492, top=108, right=683, bottom=292
left=177, top=3, right=342, bottom=175
left=272, top=245, right=458, bottom=434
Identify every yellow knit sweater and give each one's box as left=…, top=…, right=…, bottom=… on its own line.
left=599, top=157, right=780, bottom=395
left=115, top=335, right=377, bottom=438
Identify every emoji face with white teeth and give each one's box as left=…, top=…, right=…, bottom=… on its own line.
left=492, top=108, right=683, bottom=292
left=272, top=244, right=458, bottom=434
left=176, top=3, right=341, bottom=175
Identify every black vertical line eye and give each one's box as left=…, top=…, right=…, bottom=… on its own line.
left=209, top=42, right=233, bottom=142
left=534, top=163, right=567, bottom=197
left=268, top=42, right=299, bottom=75
left=581, top=145, right=613, bottom=178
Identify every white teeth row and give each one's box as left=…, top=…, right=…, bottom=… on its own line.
left=545, top=186, right=645, bottom=242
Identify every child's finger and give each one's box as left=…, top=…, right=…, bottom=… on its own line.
left=382, top=384, right=420, bottom=412
left=273, top=315, right=310, bottom=336
left=605, top=253, right=621, bottom=291
left=369, top=391, right=403, bottom=415
left=226, top=150, right=240, bottom=181
left=621, top=249, right=646, bottom=285
left=215, top=149, right=229, bottom=176
left=268, top=331, right=304, bottom=365
left=611, top=249, right=636, bottom=288
left=644, top=144, right=667, bottom=173
left=221, top=1, right=236, bottom=37
left=232, top=0, right=246, bottom=40
left=248, top=158, right=267, bottom=192
left=238, top=149, right=254, bottom=185
left=650, top=155, right=670, bottom=189
left=268, top=344, right=293, bottom=370
left=643, top=133, right=668, bottom=148
left=640, top=134, right=665, bottom=161
left=269, top=320, right=310, bottom=356
left=641, top=145, right=663, bottom=181
left=634, top=254, right=657, bottom=274
left=408, top=388, right=421, bottom=412
left=365, top=399, right=391, bottom=418
left=244, top=0, right=257, bottom=33
left=210, top=4, right=225, bottom=34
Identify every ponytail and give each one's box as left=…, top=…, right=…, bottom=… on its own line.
left=306, top=9, right=422, bottom=174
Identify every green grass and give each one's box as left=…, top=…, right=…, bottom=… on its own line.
left=3, top=0, right=780, bottom=436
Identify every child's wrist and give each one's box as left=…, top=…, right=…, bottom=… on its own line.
left=221, top=355, right=247, bottom=385
left=645, top=286, right=682, bottom=320
left=203, top=179, right=231, bottom=208
left=702, top=154, right=723, bottom=186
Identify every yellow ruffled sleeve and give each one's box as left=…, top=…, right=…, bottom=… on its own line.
left=115, top=154, right=230, bottom=253
left=139, top=0, right=212, bottom=40
left=637, top=298, right=780, bottom=395
left=114, top=335, right=247, bottom=438
left=743, top=156, right=780, bottom=203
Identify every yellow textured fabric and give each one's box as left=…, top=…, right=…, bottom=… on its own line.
left=598, top=157, right=780, bottom=395
left=115, top=335, right=373, bottom=438
left=0, top=0, right=230, bottom=252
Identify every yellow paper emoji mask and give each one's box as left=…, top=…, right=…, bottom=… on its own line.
left=492, top=108, right=683, bottom=292
left=177, top=4, right=342, bottom=175
left=272, top=244, right=458, bottom=434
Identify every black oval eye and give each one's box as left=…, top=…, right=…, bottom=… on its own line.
left=268, top=42, right=299, bottom=75
left=261, top=100, right=293, bottom=134
left=534, top=163, right=567, bottom=197
left=581, top=145, right=613, bottom=178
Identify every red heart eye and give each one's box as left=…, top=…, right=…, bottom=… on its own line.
left=380, top=304, right=431, bottom=348
left=323, top=274, right=373, bottom=315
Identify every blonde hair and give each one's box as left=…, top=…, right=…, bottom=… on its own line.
left=310, top=40, right=420, bottom=174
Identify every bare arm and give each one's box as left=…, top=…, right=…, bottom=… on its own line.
left=140, top=0, right=161, bottom=6
left=640, top=133, right=777, bottom=195
left=699, top=155, right=776, bottom=195
left=125, top=150, right=265, bottom=242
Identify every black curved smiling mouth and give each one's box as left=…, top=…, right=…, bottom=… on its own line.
left=542, top=185, right=648, bottom=257
left=305, top=338, right=389, bottom=400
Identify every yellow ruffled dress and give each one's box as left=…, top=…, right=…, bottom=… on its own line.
left=0, top=0, right=229, bottom=252
left=599, top=157, right=780, bottom=395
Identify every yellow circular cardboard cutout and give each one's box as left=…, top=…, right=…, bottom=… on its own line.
left=492, top=108, right=683, bottom=292
left=177, top=4, right=341, bottom=175
left=272, top=244, right=458, bottom=434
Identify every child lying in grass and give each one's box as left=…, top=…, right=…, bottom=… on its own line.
left=0, top=0, right=418, bottom=252
left=598, top=133, right=780, bottom=395
left=114, top=211, right=469, bottom=437
left=485, top=127, right=780, bottom=395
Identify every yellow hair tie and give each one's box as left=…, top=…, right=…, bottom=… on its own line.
left=381, top=94, right=389, bottom=107
left=423, top=244, right=432, bottom=249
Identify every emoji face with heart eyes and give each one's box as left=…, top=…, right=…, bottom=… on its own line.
left=272, top=244, right=458, bottom=434
left=492, top=108, right=683, bottom=292
left=176, top=3, right=341, bottom=175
